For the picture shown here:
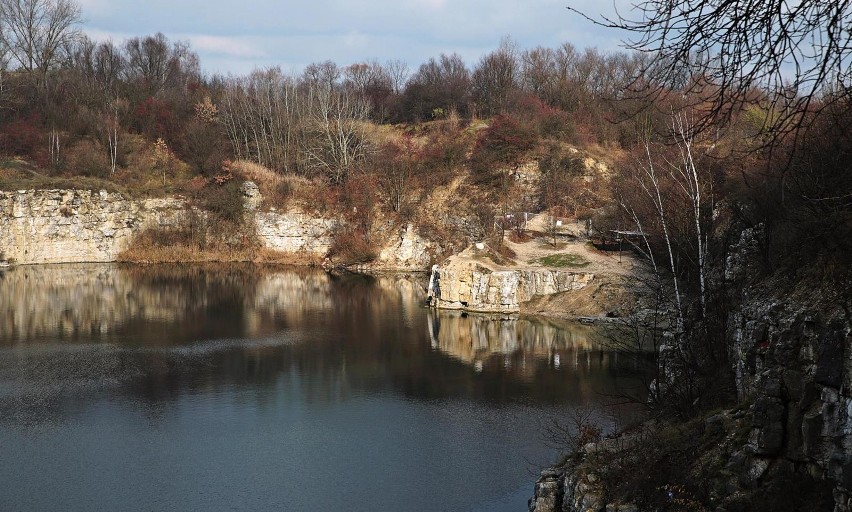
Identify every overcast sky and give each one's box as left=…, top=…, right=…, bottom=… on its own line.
left=78, top=0, right=631, bottom=76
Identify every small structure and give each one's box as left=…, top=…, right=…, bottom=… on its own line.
left=609, top=230, right=647, bottom=262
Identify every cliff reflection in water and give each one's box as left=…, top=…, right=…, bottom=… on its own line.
left=0, top=263, right=336, bottom=344
left=0, top=264, right=647, bottom=423
left=427, top=309, right=648, bottom=402
left=0, top=264, right=654, bottom=512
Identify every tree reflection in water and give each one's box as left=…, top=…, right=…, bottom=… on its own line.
left=0, top=263, right=652, bottom=512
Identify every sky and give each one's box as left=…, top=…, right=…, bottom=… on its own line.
left=78, top=0, right=631, bottom=76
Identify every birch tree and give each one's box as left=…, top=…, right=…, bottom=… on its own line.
left=219, top=68, right=300, bottom=173
left=619, top=113, right=714, bottom=328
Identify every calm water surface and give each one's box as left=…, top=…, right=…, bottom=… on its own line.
left=0, top=264, right=647, bottom=511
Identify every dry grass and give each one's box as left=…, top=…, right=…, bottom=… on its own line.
left=360, top=121, right=406, bottom=147
left=0, top=159, right=129, bottom=194
left=118, top=229, right=323, bottom=266
left=231, top=160, right=282, bottom=189
left=228, top=160, right=325, bottom=211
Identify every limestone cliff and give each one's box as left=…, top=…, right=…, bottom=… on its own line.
left=253, top=210, right=337, bottom=255
left=427, top=254, right=594, bottom=313
left=0, top=186, right=435, bottom=270
left=528, top=225, right=852, bottom=512
left=374, top=223, right=433, bottom=271
left=0, top=189, right=187, bottom=264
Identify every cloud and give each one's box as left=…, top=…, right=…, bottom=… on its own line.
left=188, top=35, right=263, bottom=59
left=83, top=27, right=132, bottom=43
left=416, top=0, right=446, bottom=9
left=78, top=0, right=630, bottom=75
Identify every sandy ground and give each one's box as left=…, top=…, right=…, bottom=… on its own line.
left=456, top=213, right=642, bottom=274
left=448, top=213, right=650, bottom=319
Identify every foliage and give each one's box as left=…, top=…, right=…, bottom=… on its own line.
left=469, top=114, right=538, bottom=189
left=202, top=178, right=245, bottom=224
left=328, top=228, right=377, bottom=265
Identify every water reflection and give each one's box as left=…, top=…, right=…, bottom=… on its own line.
left=0, top=264, right=649, bottom=413
left=0, top=264, right=649, bottom=512
left=427, top=309, right=648, bottom=404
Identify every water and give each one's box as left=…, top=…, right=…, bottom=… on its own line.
left=0, top=264, right=648, bottom=511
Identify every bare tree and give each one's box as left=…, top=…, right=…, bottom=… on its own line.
left=384, top=58, right=409, bottom=95
left=472, top=37, right=519, bottom=116
left=219, top=68, right=300, bottom=173
left=72, top=37, right=125, bottom=99
left=404, top=53, right=471, bottom=120
left=343, top=60, right=393, bottom=120
left=573, top=0, right=852, bottom=138
left=617, top=112, right=716, bottom=331
left=0, top=0, right=81, bottom=83
left=668, top=113, right=710, bottom=317
left=520, top=46, right=558, bottom=103
left=124, top=33, right=199, bottom=96
left=301, top=81, right=372, bottom=184
left=375, top=135, right=419, bottom=214
left=301, top=60, right=340, bottom=92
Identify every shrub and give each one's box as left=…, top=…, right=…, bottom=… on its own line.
left=469, top=114, right=538, bottom=188
left=328, top=229, right=377, bottom=264
left=204, top=179, right=245, bottom=224
left=64, top=139, right=111, bottom=178
left=539, top=142, right=585, bottom=209
left=511, top=95, right=575, bottom=140
left=0, top=115, right=45, bottom=165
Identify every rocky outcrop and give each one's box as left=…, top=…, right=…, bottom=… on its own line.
left=0, top=186, right=440, bottom=270
left=374, top=223, right=433, bottom=270
left=253, top=210, right=336, bottom=255
left=529, top=458, right=616, bottom=512
left=728, top=287, right=852, bottom=507
left=0, top=189, right=187, bottom=264
left=428, top=258, right=594, bottom=313
left=0, top=186, right=338, bottom=265
left=528, top=221, right=852, bottom=510
left=721, top=225, right=852, bottom=509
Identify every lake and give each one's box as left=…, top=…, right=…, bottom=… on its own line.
left=0, top=264, right=648, bottom=511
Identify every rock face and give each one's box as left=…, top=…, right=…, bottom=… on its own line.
left=374, top=223, right=433, bottom=271
left=530, top=461, right=609, bottom=512
left=0, top=185, right=444, bottom=270
left=528, top=223, right=852, bottom=510
left=0, top=186, right=342, bottom=265
left=428, top=258, right=594, bottom=313
left=729, top=288, right=852, bottom=504
left=722, top=226, right=852, bottom=510
left=0, top=189, right=187, bottom=264
left=253, top=210, right=336, bottom=255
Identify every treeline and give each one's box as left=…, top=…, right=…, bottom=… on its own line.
left=0, top=0, right=660, bottom=184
